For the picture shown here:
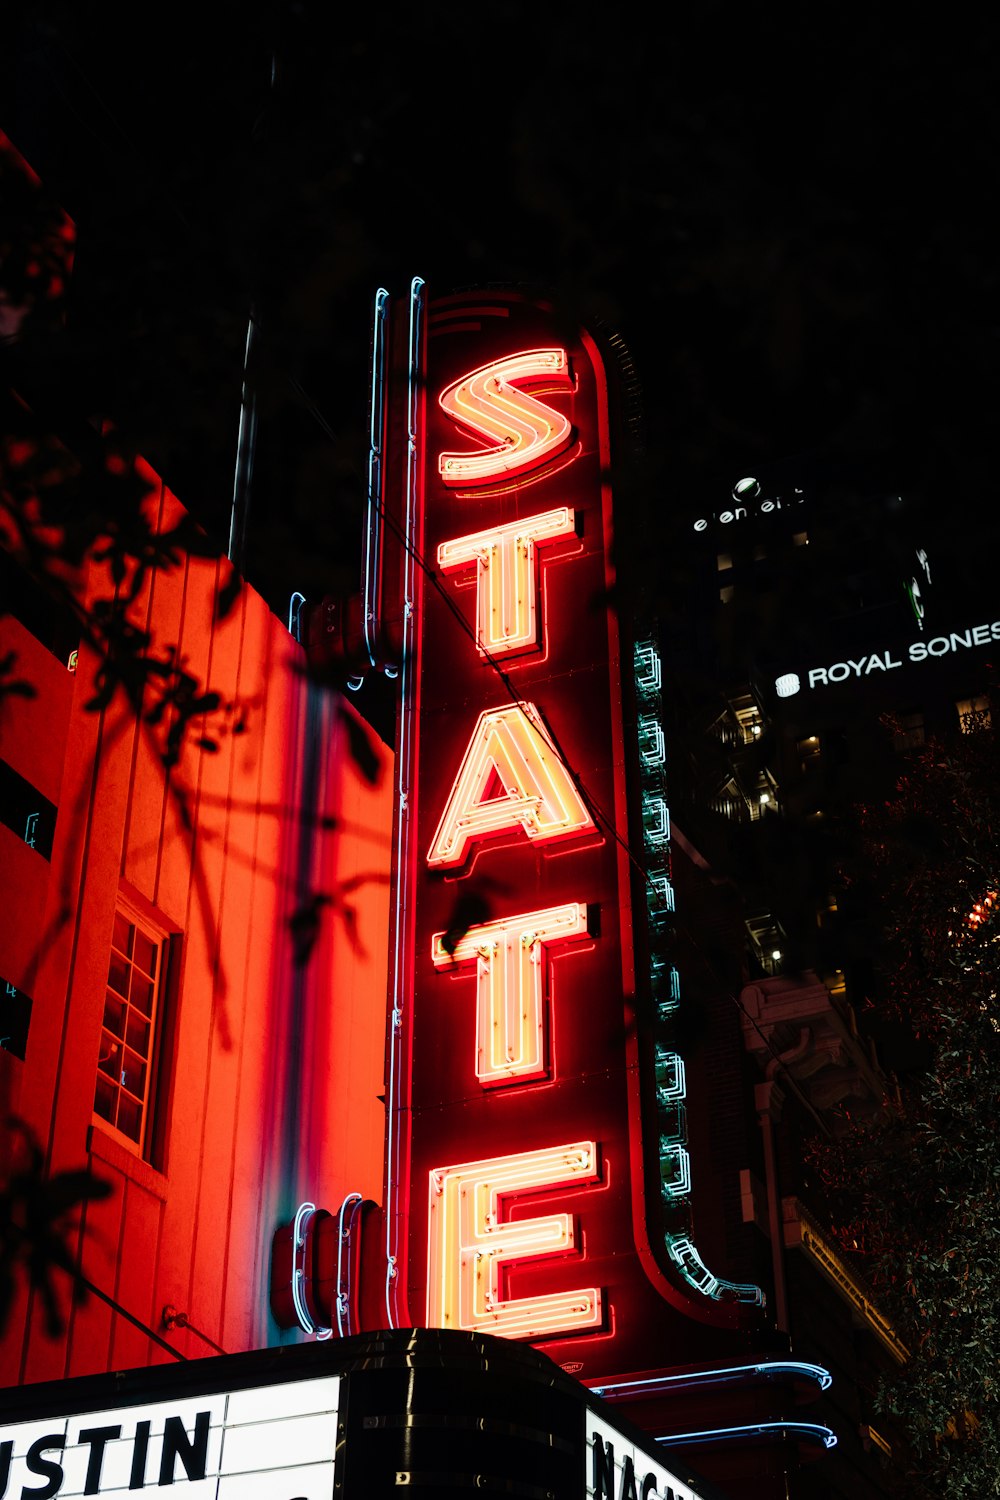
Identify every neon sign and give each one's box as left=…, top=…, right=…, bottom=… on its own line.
left=426, top=702, right=596, bottom=871
left=431, top=902, right=590, bottom=1087
left=437, top=348, right=574, bottom=487
left=775, top=618, right=1000, bottom=697
left=437, top=507, right=578, bottom=658
left=382, top=285, right=765, bottom=1388
left=266, top=283, right=820, bottom=1469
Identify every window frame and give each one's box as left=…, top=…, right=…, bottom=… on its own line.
left=92, top=891, right=174, bottom=1162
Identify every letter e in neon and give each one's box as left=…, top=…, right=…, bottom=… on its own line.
left=427, top=1142, right=602, bottom=1338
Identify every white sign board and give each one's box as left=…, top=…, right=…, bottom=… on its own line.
left=0, top=1374, right=339, bottom=1499
left=587, top=1411, right=705, bottom=1500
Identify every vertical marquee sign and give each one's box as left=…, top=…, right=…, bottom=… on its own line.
left=372, top=284, right=765, bottom=1385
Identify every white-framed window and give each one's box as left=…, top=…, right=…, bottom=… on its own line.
left=93, top=898, right=169, bottom=1157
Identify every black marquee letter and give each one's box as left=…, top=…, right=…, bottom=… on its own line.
left=129, top=1420, right=150, bottom=1490
left=592, top=1434, right=615, bottom=1500
left=618, top=1453, right=638, bottom=1500
left=20, top=1434, right=65, bottom=1500
left=79, top=1425, right=121, bottom=1495
left=159, top=1412, right=210, bottom=1485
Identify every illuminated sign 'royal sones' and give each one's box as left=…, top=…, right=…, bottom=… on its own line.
left=775, top=618, right=1000, bottom=697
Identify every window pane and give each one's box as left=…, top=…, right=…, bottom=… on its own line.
left=108, top=952, right=129, bottom=996
left=117, top=1094, right=142, bottom=1143
left=130, top=973, right=155, bottom=1017
left=120, top=1048, right=147, bottom=1100
left=112, top=911, right=132, bottom=956
left=98, top=1032, right=121, bottom=1079
left=126, top=1010, right=150, bottom=1055
left=133, top=930, right=157, bottom=978
left=103, top=992, right=125, bottom=1038
left=94, top=1074, right=117, bottom=1124
left=95, top=901, right=167, bottom=1159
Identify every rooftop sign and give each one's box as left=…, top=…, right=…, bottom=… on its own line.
left=775, top=618, right=1000, bottom=697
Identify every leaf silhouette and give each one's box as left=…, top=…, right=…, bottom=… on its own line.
left=343, top=708, right=382, bottom=786
left=0, top=1116, right=115, bottom=1337
left=439, top=891, right=493, bottom=957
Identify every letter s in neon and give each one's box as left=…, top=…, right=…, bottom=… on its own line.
left=438, top=349, right=574, bottom=487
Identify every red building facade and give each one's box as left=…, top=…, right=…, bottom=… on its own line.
left=1, top=454, right=393, bottom=1381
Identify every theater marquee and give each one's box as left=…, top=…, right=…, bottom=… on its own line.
left=0, top=1334, right=724, bottom=1500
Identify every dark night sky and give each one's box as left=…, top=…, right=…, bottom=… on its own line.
left=4, top=4, right=998, bottom=622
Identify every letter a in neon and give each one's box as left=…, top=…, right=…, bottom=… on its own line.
left=438, top=349, right=574, bottom=487
left=427, top=704, right=595, bottom=871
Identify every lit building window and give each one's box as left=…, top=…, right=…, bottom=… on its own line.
left=745, top=913, right=786, bottom=977
left=751, top=770, right=779, bottom=819
left=94, top=901, right=170, bottom=1156
left=956, top=695, right=991, bottom=734
left=792, top=531, right=809, bottom=547
left=730, top=694, right=765, bottom=744
left=797, top=733, right=821, bottom=771
left=716, top=552, right=733, bottom=572
left=719, top=585, right=735, bottom=604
